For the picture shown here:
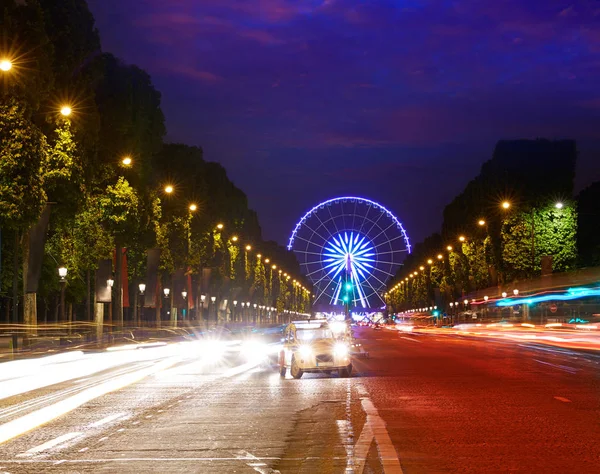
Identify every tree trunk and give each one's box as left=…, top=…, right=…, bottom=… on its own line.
left=115, top=244, right=123, bottom=329
left=12, top=230, right=19, bottom=324
left=86, top=269, right=91, bottom=321
left=22, top=229, right=37, bottom=332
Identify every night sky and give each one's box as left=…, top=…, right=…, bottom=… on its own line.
left=87, top=0, right=600, bottom=247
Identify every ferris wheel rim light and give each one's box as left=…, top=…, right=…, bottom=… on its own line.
left=287, top=196, right=411, bottom=253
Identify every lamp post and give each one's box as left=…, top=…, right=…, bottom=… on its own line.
left=200, top=294, right=206, bottom=327
left=138, top=283, right=146, bottom=326
left=233, top=300, right=238, bottom=322
left=58, top=266, right=68, bottom=322
left=211, top=296, right=217, bottom=326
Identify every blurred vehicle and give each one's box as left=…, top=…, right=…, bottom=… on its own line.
left=279, top=321, right=352, bottom=379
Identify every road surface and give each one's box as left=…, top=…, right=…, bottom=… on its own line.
left=0, top=327, right=599, bottom=473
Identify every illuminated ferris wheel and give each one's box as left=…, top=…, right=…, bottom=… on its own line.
left=288, top=197, right=411, bottom=309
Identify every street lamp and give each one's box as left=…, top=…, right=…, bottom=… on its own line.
left=107, top=278, right=114, bottom=288
left=139, top=283, right=146, bottom=294
left=182, top=290, right=187, bottom=300
left=60, top=105, right=72, bottom=117
left=478, top=219, right=486, bottom=226
left=437, top=254, right=443, bottom=260
left=216, top=223, right=224, bottom=230
left=231, top=235, right=238, bottom=242
left=58, top=266, right=68, bottom=322
left=163, top=288, right=170, bottom=298
left=513, top=289, right=519, bottom=296
left=189, top=203, right=197, bottom=212
left=501, top=292, right=507, bottom=298
left=484, top=296, right=489, bottom=301
left=245, top=245, right=252, bottom=251
left=211, top=296, right=216, bottom=303
left=555, top=202, right=564, bottom=209
left=501, top=201, right=511, bottom=210
left=122, top=156, right=132, bottom=166
left=458, top=235, right=466, bottom=242
left=138, top=283, right=146, bottom=326
left=164, top=185, right=174, bottom=194
left=0, top=59, right=12, bottom=71
left=446, top=245, right=453, bottom=251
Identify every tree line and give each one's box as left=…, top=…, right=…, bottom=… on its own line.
left=387, top=139, right=600, bottom=312
left=0, top=0, right=310, bottom=326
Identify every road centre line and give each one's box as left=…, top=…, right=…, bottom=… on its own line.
left=554, top=396, right=572, bottom=403
left=399, top=337, right=422, bottom=343
left=89, top=412, right=126, bottom=428
left=356, top=398, right=404, bottom=474
left=17, top=432, right=82, bottom=457
left=533, top=359, right=578, bottom=374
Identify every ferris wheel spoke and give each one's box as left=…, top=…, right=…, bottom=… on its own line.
left=362, top=277, right=385, bottom=306
left=376, top=249, right=409, bottom=256
left=299, top=219, right=334, bottom=247
left=363, top=207, right=387, bottom=238
left=325, top=204, right=341, bottom=237
left=373, top=234, right=411, bottom=249
left=369, top=220, right=397, bottom=243
left=292, top=234, right=329, bottom=251
left=367, top=271, right=391, bottom=289
left=310, top=208, right=337, bottom=244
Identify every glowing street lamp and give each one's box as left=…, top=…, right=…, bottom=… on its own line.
left=501, top=201, right=511, bottom=210
left=464, top=299, right=469, bottom=305
left=427, top=259, right=433, bottom=265
left=484, top=295, right=489, bottom=302
left=107, top=278, right=114, bottom=288
left=501, top=292, right=507, bottom=298
left=60, top=105, right=72, bottom=117
left=555, top=202, right=564, bottom=209
left=122, top=156, right=132, bottom=166
left=478, top=219, right=486, bottom=226
left=231, top=235, right=238, bottom=242
left=0, top=59, right=12, bottom=72
left=211, top=296, right=216, bottom=303
left=245, top=245, right=252, bottom=251
left=164, top=185, right=174, bottom=194
left=189, top=203, right=197, bottom=212
left=446, top=245, right=453, bottom=251
left=181, top=290, right=187, bottom=300
left=458, top=235, right=466, bottom=242
left=163, top=288, right=170, bottom=298
left=437, top=254, right=443, bottom=260
left=58, top=266, right=68, bottom=281
left=138, top=283, right=146, bottom=294
left=513, top=289, right=519, bottom=296
left=216, top=223, right=224, bottom=230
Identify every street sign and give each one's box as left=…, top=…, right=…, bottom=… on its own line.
left=550, top=303, right=558, bottom=313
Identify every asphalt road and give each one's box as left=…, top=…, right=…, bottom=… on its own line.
left=0, top=327, right=599, bottom=473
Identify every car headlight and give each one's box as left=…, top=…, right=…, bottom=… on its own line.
left=299, top=345, right=312, bottom=357
left=334, top=343, right=349, bottom=357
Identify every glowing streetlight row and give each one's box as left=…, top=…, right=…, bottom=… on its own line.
left=386, top=199, right=566, bottom=297
left=212, top=223, right=311, bottom=296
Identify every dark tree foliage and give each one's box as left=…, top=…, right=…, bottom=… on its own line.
left=577, top=182, right=600, bottom=266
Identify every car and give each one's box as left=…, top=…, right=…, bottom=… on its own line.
left=278, top=320, right=353, bottom=379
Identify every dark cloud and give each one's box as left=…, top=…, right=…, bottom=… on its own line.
left=88, top=0, right=600, bottom=244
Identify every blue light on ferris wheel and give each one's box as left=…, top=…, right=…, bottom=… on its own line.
left=323, top=232, right=375, bottom=307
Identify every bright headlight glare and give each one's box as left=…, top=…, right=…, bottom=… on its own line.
left=299, top=345, right=312, bottom=357
left=334, top=343, right=349, bottom=356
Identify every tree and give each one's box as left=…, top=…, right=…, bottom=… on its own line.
left=0, top=100, right=47, bottom=230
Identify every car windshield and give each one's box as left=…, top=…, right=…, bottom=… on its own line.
left=296, top=328, right=333, bottom=341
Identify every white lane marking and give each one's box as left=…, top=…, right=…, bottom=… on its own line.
left=533, top=359, right=578, bottom=374
left=554, top=396, right=572, bottom=403
left=236, top=450, right=281, bottom=474
left=89, top=412, right=126, bottom=428
left=0, top=357, right=180, bottom=446
left=17, top=432, right=82, bottom=457
left=355, top=398, right=403, bottom=474
left=399, top=337, right=421, bottom=343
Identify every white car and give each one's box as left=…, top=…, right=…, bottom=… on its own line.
left=278, top=321, right=353, bottom=379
